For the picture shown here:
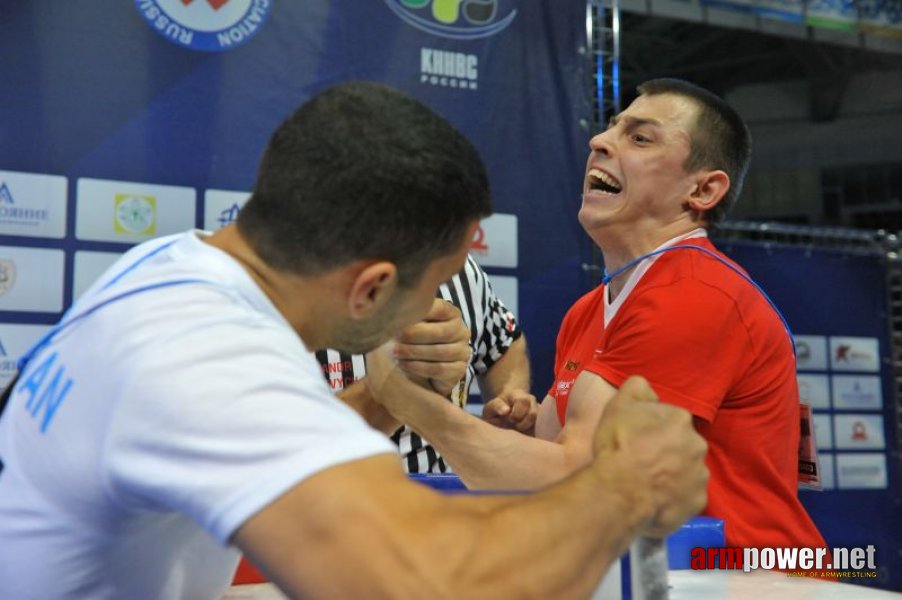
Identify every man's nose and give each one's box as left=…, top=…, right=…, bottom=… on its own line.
left=588, top=131, right=612, bottom=157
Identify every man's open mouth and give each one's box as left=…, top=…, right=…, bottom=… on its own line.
left=587, top=168, right=622, bottom=194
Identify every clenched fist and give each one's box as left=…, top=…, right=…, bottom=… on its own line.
left=392, top=298, right=471, bottom=397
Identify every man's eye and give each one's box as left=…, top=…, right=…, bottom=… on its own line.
left=632, top=133, right=650, bottom=144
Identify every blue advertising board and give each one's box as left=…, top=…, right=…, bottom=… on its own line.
left=0, top=0, right=594, bottom=398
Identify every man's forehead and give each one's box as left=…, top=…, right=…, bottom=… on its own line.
left=613, top=94, right=698, bottom=138
left=624, top=93, right=697, bottom=122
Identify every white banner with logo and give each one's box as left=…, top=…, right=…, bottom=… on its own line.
left=204, top=189, right=251, bottom=231
left=829, top=336, right=880, bottom=372
left=75, top=178, right=196, bottom=244
left=470, top=213, right=517, bottom=268
left=0, top=246, right=65, bottom=312
left=0, top=170, right=67, bottom=239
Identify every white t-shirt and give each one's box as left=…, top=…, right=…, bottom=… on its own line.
left=0, top=231, right=394, bottom=600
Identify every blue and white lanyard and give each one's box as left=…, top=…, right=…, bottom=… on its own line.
left=602, top=244, right=796, bottom=356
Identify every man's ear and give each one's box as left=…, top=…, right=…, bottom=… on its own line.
left=347, top=261, right=398, bottom=320
left=687, top=169, right=730, bottom=213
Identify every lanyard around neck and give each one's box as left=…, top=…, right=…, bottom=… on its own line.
left=601, top=244, right=796, bottom=357
left=602, top=246, right=680, bottom=285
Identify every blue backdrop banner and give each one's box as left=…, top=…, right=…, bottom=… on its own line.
left=0, top=0, right=595, bottom=398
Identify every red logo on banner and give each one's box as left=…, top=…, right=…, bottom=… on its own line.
left=852, top=422, right=868, bottom=441
left=471, top=224, right=488, bottom=253
left=181, top=0, right=230, bottom=9
left=835, top=344, right=851, bottom=362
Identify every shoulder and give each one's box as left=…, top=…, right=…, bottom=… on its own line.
left=90, top=274, right=311, bottom=388
left=634, top=242, right=789, bottom=343
left=568, top=285, right=606, bottom=316
left=559, top=285, right=605, bottom=333
left=641, top=240, right=753, bottom=301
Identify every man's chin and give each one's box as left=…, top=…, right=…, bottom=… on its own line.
left=330, top=334, right=395, bottom=356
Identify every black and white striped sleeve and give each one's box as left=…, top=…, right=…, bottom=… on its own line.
left=457, top=256, right=521, bottom=377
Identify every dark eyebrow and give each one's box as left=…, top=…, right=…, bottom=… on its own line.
left=607, top=115, right=662, bottom=130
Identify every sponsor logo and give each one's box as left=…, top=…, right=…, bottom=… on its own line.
left=0, top=259, right=15, bottom=296
left=835, top=344, right=851, bottom=361
left=851, top=421, right=869, bottom=441
left=203, top=189, right=250, bottom=230
left=834, top=343, right=874, bottom=364
left=471, top=224, right=488, bottom=252
left=794, top=335, right=829, bottom=370
left=564, top=360, right=579, bottom=371
left=833, top=376, right=881, bottom=409
left=0, top=182, right=50, bottom=229
left=845, top=463, right=883, bottom=476
left=385, top=0, right=517, bottom=39
left=421, top=47, right=479, bottom=90
left=848, top=380, right=868, bottom=398
left=134, top=0, right=272, bottom=52
left=114, top=194, right=157, bottom=235
left=835, top=415, right=885, bottom=450
left=217, top=202, right=242, bottom=228
left=556, top=379, right=573, bottom=394
left=469, top=215, right=518, bottom=268
left=830, top=337, right=879, bottom=371
left=78, top=178, right=195, bottom=242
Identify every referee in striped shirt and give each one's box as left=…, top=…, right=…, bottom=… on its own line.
left=316, top=254, right=534, bottom=473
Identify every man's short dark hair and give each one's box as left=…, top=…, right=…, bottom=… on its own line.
left=237, top=81, right=492, bottom=287
left=637, top=78, right=751, bottom=224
